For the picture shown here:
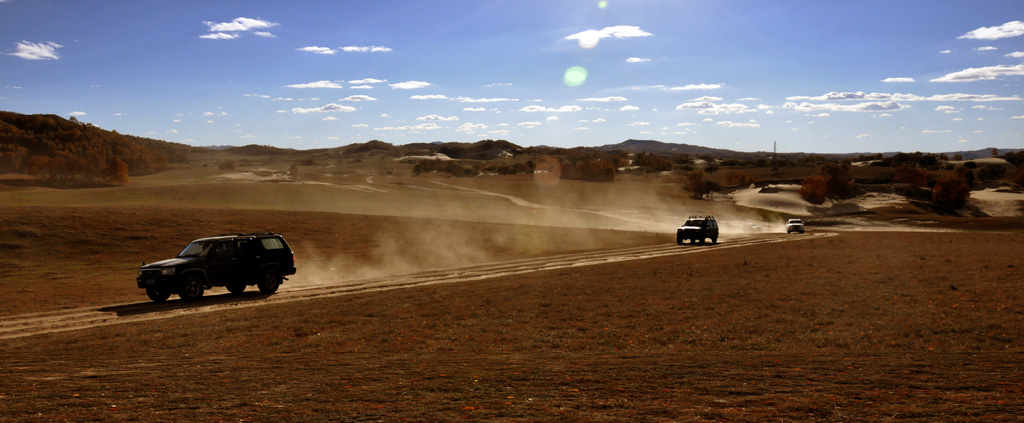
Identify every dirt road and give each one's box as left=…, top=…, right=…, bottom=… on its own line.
left=0, top=232, right=833, bottom=340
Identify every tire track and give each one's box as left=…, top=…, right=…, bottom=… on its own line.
left=0, top=232, right=835, bottom=340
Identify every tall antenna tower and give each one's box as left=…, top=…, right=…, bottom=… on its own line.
left=773, top=140, right=777, bottom=160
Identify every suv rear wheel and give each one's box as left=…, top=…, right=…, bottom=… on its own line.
left=257, top=272, right=281, bottom=295
left=178, top=275, right=205, bottom=301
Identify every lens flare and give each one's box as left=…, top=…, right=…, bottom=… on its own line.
left=598, top=1, right=608, bottom=9
left=563, top=66, right=588, bottom=87
left=533, top=156, right=562, bottom=186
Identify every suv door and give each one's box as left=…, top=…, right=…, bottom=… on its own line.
left=235, top=238, right=260, bottom=283
left=206, top=241, right=241, bottom=285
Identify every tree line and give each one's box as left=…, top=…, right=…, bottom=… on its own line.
left=0, top=112, right=192, bottom=185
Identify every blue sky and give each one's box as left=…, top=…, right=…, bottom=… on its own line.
left=2, top=0, right=1023, bottom=153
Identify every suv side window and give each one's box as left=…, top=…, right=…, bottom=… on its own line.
left=237, top=240, right=256, bottom=257
left=261, top=237, right=285, bottom=250
left=212, top=241, right=237, bottom=258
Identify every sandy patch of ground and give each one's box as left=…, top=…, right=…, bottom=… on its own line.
left=970, top=187, right=1024, bottom=217
left=726, top=184, right=809, bottom=215
left=394, top=153, right=452, bottom=161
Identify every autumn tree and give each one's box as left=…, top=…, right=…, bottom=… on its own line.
left=894, top=163, right=927, bottom=186
left=799, top=162, right=856, bottom=204
left=726, top=171, right=756, bottom=186
left=110, top=157, right=129, bottom=185
left=685, top=170, right=719, bottom=199
left=932, top=167, right=972, bottom=209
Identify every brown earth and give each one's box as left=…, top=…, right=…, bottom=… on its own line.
left=1, top=223, right=1022, bottom=421
left=1, top=155, right=1023, bottom=421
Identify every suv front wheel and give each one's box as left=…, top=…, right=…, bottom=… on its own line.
left=179, top=275, right=205, bottom=301
left=146, top=287, right=171, bottom=302
left=258, top=272, right=281, bottom=295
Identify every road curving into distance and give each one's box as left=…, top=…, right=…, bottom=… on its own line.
left=0, top=232, right=837, bottom=340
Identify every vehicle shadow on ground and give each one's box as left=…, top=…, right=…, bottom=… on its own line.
left=98, top=292, right=272, bottom=317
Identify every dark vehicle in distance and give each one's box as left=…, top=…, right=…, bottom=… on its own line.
left=677, top=215, right=719, bottom=245
left=137, top=233, right=296, bottom=302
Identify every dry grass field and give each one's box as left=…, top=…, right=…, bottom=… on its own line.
left=1, top=151, right=1023, bottom=421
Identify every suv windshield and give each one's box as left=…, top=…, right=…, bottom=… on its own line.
left=684, top=219, right=705, bottom=227
left=177, top=240, right=213, bottom=258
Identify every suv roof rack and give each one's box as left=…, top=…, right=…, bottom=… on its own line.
left=218, top=232, right=279, bottom=237
left=688, top=215, right=715, bottom=219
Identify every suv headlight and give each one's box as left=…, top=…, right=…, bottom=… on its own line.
left=161, top=267, right=176, bottom=276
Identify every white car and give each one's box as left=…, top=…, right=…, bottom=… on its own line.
left=786, top=218, right=805, bottom=234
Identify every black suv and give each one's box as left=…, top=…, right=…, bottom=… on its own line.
left=137, top=233, right=297, bottom=302
left=676, top=216, right=719, bottom=245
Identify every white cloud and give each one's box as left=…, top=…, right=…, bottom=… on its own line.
left=882, top=77, right=915, bottom=83
left=375, top=123, right=442, bottom=131
left=922, top=129, right=952, bottom=133
left=620, top=105, right=640, bottom=111
left=935, top=105, right=958, bottom=113
left=322, top=116, right=337, bottom=121
left=626, top=57, right=651, bottom=63
left=6, top=41, right=62, bottom=60
left=940, top=49, right=952, bottom=54
left=785, top=91, right=1021, bottom=102
left=565, top=25, right=652, bottom=48
left=390, top=81, right=431, bottom=89
left=352, top=123, right=369, bottom=127
left=341, top=46, right=393, bottom=52
left=457, top=97, right=518, bottom=102
left=456, top=123, right=488, bottom=133
left=519, top=105, right=581, bottom=112
left=717, top=119, right=761, bottom=128
left=253, top=32, right=275, bottom=38
left=592, top=118, right=606, bottom=123
left=204, top=17, right=278, bottom=33
left=626, top=121, right=650, bottom=126
left=285, top=80, right=344, bottom=89
left=410, top=94, right=449, bottom=100
left=291, top=103, right=357, bottom=113
left=341, top=95, right=377, bottom=101
left=691, top=96, right=723, bottom=102
left=931, top=64, right=1024, bottom=82
left=546, top=116, right=559, bottom=121
left=676, top=102, right=756, bottom=114
left=200, top=32, right=241, bottom=40
left=416, top=114, right=458, bottom=121
left=463, top=107, right=486, bottom=112
left=577, top=96, right=628, bottom=102
left=348, top=85, right=372, bottom=89
left=976, top=46, right=998, bottom=52
left=297, top=46, right=335, bottom=55
left=518, top=121, right=543, bottom=128
left=1006, top=52, right=1024, bottom=58
left=856, top=134, right=872, bottom=138
left=349, top=78, right=386, bottom=84
left=958, top=21, right=1024, bottom=40
left=781, top=101, right=908, bottom=113
left=69, top=111, right=86, bottom=116
left=669, top=84, right=723, bottom=91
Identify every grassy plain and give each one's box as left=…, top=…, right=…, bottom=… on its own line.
left=1, top=150, right=1022, bottom=421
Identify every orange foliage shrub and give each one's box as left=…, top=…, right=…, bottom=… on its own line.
left=932, top=168, right=972, bottom=209
left=799, top=162, right=855, bottom=204
left=726, top=171, right=756, bottom=186
left=894, top=163, right=927, bottom=186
